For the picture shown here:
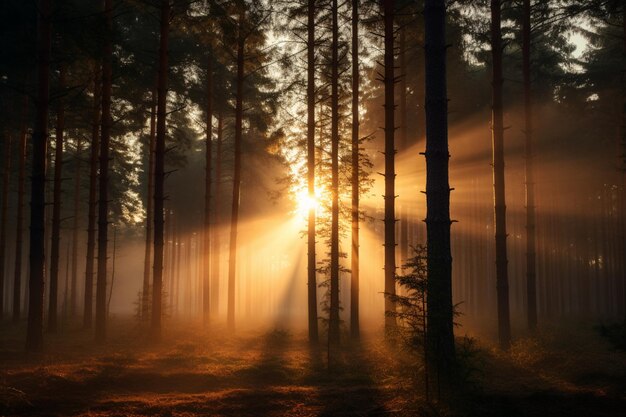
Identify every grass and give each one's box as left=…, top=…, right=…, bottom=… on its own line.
left=0, top=318, right=625, bottom=416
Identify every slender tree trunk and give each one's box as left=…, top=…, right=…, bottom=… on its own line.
left=142, top=80, right=157, bottom=321
left=350, top=0, right=360, bottom=340
left=328, top=0, right=341, bottom=346
left=49, top=64, right=66, bottom=333
left=383, top=0, right=397, bottom=333
left=26, top=0, right=52, bottom=352
left=70, top=136, right=82, bottom=317
left=0, top=134, right=12, bottom=320
left=228, top=6, right=245, bottom=330
left=522, top=0, right=537, bottom=331
left=84, top=63, right=100, bottom=329
left=490, top=0, right=511, bottom=349
left=107, top=225, right=116, bottom=316
left=307, top=0, right=319, bottom=343
left=203, top=57, right=213, bottom=326
left=151, top=0, right=171, bottom=341
left=399, top=25, right=409, bottom=268
left=211, top=113, right=223, bottom=318
left=96, top=0, right=113, bottom=343
left=424, top=0, right=455, bottom=370
left=13, top=96, right=28, bottom=322
left=621, top=0, right=626, bottom=322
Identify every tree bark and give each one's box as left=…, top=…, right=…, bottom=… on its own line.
left=13, top=96, right=28, bottom=322
left=70, top=136, right=82, bottom=317
left=424, top=0, right=455, bottom=370
left=383, top=0, right=397, bottom=333
left=350, top=0, right=360, bottom=340
left=211, top=113, right=223, bottom=318
left=96, top=0, right=113, bottom=343
left=26, top=0, right=52, bottom=352
left=151, top=0, right=171, bottom=341
left=490, top=0, right=511, bottom=349
left=142, top=80, right=157, bottom=321
left=328, top=0, right=340, bottom=346
left=203, top=57, right=213, bottom=326
left=48, top=64, right=66, bottom=333
left=399, top=24, right=409, bottom=268
left=522, top=0, right=537, bottom=331
left=84, top=63, right=100, bottom=329
left=307, top=0, right=319, bottom=343
left=0, top=134, right=12, bottom=321
left=228, top=5, right=245, bottom=331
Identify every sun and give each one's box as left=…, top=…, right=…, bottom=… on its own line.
left=295, top=188, right=318, bottom=219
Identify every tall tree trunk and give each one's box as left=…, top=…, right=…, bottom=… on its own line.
left=70, top=136, right=82, bottom=317
left=383, top=0, right=397, bottom=333
left=49, top=64, right=66, bottom=333
left=26, top=0, right=52, bottom=352
left=399, top=25, right=409, bottom=267
left=151, top=0, right=171, bottom=341
left=228, top=5, right=245, bottom=330
left=0, top=134, right=11, bottom=320
left=328, top=0, right=340, bottom=346
left=211, top=113, right=223, bottom=318
left=142, top=80, right=157, bottom=321
left=424, top=0, right=455, bottom=370
left=490, top=0, right=511, bottom=349
left=84, top=63, right=100, bottom=329
left=350, top=0, right=360, bottom=340
left=203, top=57, right=213, bottom=326
left=13, top=96, right=28, bottom=322
left=307, top=0, right=319, bottom=343
left=96, top=0, right=113, bottom=343
left=522, top=0, right=537, bottom=331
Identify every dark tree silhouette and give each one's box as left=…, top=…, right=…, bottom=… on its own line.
left=307, top=0, right=319, bottom=344
left=328, top=0, right=341, bottom=347
left=26, top=0, right=52, bottom=352
left=84, top=64, right=100, bottom=329
left=522, top=0, right=537, bottom=331
left=151, top=0, right=171, bottom=341
left=350, top=0, right=360, bottom=340
left=142, top=81, right=156, bottom=321
left=383, top=0, right=397, bottom=334
left=424, top=0, right=455, bottom=369
left=0, top=134, right=11, bottom=321
left=203, top=57, right=213, bottom=326
left=96, top=0, right=114, bottom=343
left=13, top=96, right=28, bottom=322
left=490, top=0, right=511, bottom=350
left=49, top=65, right=66, bottom=333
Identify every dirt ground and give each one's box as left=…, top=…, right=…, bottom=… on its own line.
left=1, top=319, right=625, bottom=416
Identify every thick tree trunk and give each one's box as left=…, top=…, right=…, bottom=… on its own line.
left=328, top=0, right=340, bottom=346
left=350, top=0, right=360, bottom=340
left=307, top=0, right=319, bottom=343
left=383, top=0, right=397, bottom=333
left=490, top=0, right=511, bottom=349
left=151, top=0, right=171, bottom=341
left=96, top=0, right=113, bottom=343
left=0, top=134, right=12, bottom=320
left=13, top=96, right=29, bottom=322
left=49, top=64, right=66, bottom=333
left=26, top=0, right=52, bottom=352
left=424, top=0, right=455, bottom=370
left=211, top=113, right=223, bottom=318
left=203, top=57, right=212, bottom=326
left=228, top=7, right=245, bottom=331
left=522, top=0, right=537, bottom=330
left=70, top=136, right=82, bottom=317
left=142, top=80, right=157, bottom=321
left=84, top=63, right=100, bottom=329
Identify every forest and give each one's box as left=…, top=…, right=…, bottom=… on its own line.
left=0, top=0, right=625, bottom=416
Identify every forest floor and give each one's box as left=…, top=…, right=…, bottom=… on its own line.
left=1, top=318, right=625, bottom=417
